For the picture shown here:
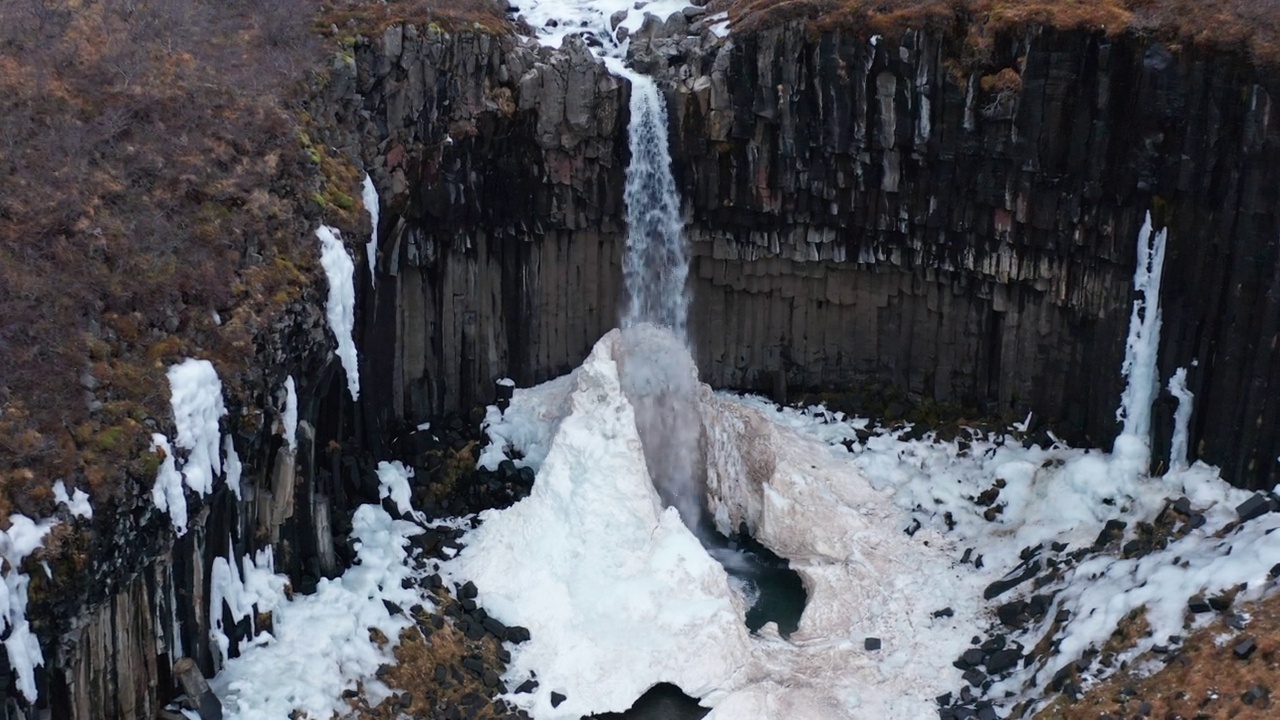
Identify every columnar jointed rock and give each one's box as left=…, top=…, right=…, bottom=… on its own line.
left=338, top=20, right=1276, bottom=488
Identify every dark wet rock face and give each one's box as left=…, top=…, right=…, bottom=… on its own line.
left=339, top=23, right=1278, bottom=492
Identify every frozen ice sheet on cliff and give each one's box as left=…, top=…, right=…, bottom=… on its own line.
left=209, top=548, right=285, bottom=669
left=167, top=358, right=226, bottom=496
left=151, top=359, right=228, bottom=535
left=362, top=173, right=379, bottom=287
left=282, top=375, right=298, bottom=453
left=0, top=514, right=56, bottom=702
left=317, top=225, right=360, bottom=401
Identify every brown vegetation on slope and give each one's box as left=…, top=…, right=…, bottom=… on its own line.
left=320, top=0, right=513, bottom=36
left=720, top=0, right=1280, bottom=66
left=1038, top=591, right=1280, bottom=719
left=0, top=0, right=329, bottom=521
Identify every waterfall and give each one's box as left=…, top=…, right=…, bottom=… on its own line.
left=600, top=61, right=706, bottom=531
left=614, top=66, right=690, bottom=341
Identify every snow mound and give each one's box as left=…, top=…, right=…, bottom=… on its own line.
left=452, top=329, right=971, bottom=718
left=448, top=332, right=752, bottom=718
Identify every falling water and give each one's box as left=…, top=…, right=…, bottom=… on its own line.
left=615, top=67, right=690, bottom=341
left=600, top=62, right=705, bottom=532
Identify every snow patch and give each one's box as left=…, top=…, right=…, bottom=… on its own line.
left=211, top=505, right=424, bottom=718
left=377, top=461, right=414, bottom=516
left=317, top=225, right=361, bottom=401
left=53, top=480, right=92, bottom=519
left=517, top=0, right=696, bottom=53
left=166, top=359, right=227, bottom=496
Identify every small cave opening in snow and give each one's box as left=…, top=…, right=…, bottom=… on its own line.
left=703, top=525, right=807, bottom=639
left=590, top=682, right=710, bottom=719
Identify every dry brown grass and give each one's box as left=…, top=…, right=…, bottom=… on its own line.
left=0, top=0, right=335, bottom=519
left=351, top=599, right=513, bottom=719
left=720, top=0, right=1280, bottom=66
left=320, top=0, right=512, bottom=37
left=1037, top=592, right=1280, bottom=719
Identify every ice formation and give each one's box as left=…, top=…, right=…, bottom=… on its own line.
left=317, top=225, right=361, bottom=401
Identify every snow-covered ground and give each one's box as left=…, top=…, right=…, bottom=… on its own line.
left=513, top=0, right=728, bottom=53
left=452, top=328, right=1280, bottom=719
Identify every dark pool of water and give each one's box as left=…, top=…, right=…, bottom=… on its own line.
left=703, top=525, right=807, bottom=639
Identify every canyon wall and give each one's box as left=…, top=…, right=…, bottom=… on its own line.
left=35, top=15, right=1280, bottom=719
left=347, top=21, right=1278, bottom=488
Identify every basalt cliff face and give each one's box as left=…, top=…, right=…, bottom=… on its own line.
left=34, top=15, right=1280, bottom=720
left=340, top=21, right=1278, bottom=488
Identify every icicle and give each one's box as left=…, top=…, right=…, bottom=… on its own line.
left=1167, top=367, right=1194, bottom=471
left=1112, top=212, right=1169, bottom=481
left=317, top=226, right=361, bottom=401
left=361, top=173, right=379, bottom=287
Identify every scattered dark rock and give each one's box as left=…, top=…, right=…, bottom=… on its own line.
left=984, top=649, right=1021, bottom=675
left=507, top=625, right=531, bottom=643
left=482, top=616, right=508, bottom=640
left=933, top=607, right=955, bottom=618
left=983, top=560, right=1041, bottom=600
left=865, top=637, right=882, bottom=651
left=905, top=518, right=922, bottom=537
left=962, top=668, right=986, bottom=687
left=1207, top=594, right=1232, bottom=612
left=1234, top=637, right=1257, bottom=659
left=1093, top=520, right=1128, bottom=549
left=1236, top=493, right=1277, bottom=521
left=1187, top=596, right=1213, bottom=614
left=551, top=691, right=567, bottom=708
left=1242, top=684, right=1270, bottom=706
